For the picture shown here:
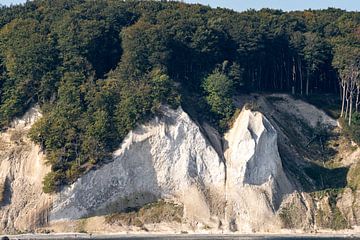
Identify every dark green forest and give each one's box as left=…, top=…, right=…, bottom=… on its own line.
left=0, top=0, right=359, bottom=192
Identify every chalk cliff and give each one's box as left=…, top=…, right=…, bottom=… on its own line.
left=51, top=106, right=226, bottom=227
left=0, top=107, right=52, bottom=233
left=224, top=109, right=293, bottom=232
left=0, top=95, right=357, bottom=234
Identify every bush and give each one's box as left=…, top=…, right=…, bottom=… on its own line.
left=42, top=172, right=65, bottom=194
left=202, top=70, right=234, bottom=118
left=0, top=181, right=4, bottom=203
left=340, top=112, right=360, bottom=145
left=202, top=70, right=235, bottom=131
left=105, top=200, right=183, bottom=226
left=348, top=162, right=360, bottom=190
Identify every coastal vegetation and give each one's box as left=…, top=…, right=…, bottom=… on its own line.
left=0, top=0, right=358, bottom=192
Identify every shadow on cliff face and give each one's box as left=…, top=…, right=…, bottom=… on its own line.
left=242, top=117, right=282, bottom=186
left=0, top=177, right=12, bottom=207
left=305, top=164, right=348, bottom=191
left=50, top=138, right=162, bottom=221
left=89, top=139, right=162, bottom=218
left=219, top=107, right=296, bottom=217
left=282, top=153, right=349, bottom=192
left=234, top=94, right=349, bottom=194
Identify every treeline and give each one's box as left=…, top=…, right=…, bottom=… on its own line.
left=0, top=0, right=358, bottom=192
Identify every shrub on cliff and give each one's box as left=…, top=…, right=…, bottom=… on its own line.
left=0, top=1, right=358, bottom=191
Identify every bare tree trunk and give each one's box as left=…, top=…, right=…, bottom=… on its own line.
left=356, top=86, right=360, bottom=113
left=347, top=74, right=354, bottom=125
left=281, top=60, right=285, bottom=90
left=348, top=68, right=357, bottom=126
left=306, top=69, right=310, bottom=96
left=341, top=79, right=346, bottom=118
left=298, top=58, right=303, bottom=96
left=292, top=58, right=296, bottom=95
left=259, top=65, right=262, bottom=91
left=339, top=80, right=343, bottom=105
left=349, top=92, right=353, bottom=126
left=345, top=82, right=349, bottom=119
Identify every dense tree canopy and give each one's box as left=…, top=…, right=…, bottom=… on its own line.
left=0, top=0, right=359, bottom=192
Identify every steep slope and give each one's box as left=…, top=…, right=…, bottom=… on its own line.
left=0, top=107, right=52, bottom=233
left=224, top=109, right=293, bottom=232
left=1, top=94, right=358, bottom=234
left=235, top=94, right=341, bottom=188
left=234, top=94, right=360, bottom=230
left=51, top=106, right=226, bottom=227
left=49, top=106, right=293, bottom=233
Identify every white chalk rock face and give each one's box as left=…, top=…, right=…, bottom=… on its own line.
left=271, top=94, right=337, bottom=128
left=51, top=106, right=226, bottom=223
left=224, top=109, right=293, bottom=232
left=0, top=104, right=298, bottom=233
left=0, top=107, right=52, bottom=233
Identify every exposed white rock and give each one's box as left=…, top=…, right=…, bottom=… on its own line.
left=1, top=96, right=340, bottom=233
left=224, top=109, right=293, bottom=232
left=51, top=106, right=226, bottom=225
left=0, top=106, right=51, bottom=233
left=48, top=106, right=295, bottom=232
left=9, top=107, right=42, bottom=130
left=269, top=94, right=337, bottom=128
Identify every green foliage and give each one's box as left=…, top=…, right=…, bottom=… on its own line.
left=303, top=32, right=330, bottom=73
left=0, top=181, right=4, bottom=203
left=312, top=189, right=349, bottom=230
left=340, top=112, right=360, bottom=145
left=42, top=171, right=65, bottom=194
left=348, top=162, right=360, bottom=190
left=0, top=1, right=358, bottom=191
left=105, top=200, right=183, bottom=226
left=149, top=69, right=180, bottom=110
left=0, top=18, right=59, bottom=126
left=351, top=112, right=360, bottom=143
left=203, top=70, right=235, bottom=130
left=279, top=203, right=302, bottom=229
left=114, top=69, right=180, bottom=137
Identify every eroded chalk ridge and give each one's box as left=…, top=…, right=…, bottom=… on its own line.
left=50, top=106, right=294, bottom=231
left=0, top=106, right=52, bottom=233
left=224, top=109, right=293, bottom=232
left=50, top=106, right=226, bottom=225
left=0, top=104, right=300, bottom=233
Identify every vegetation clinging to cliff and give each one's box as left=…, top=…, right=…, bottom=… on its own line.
left=0, top=1, right=359, bottom=192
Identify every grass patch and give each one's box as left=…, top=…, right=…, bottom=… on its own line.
left=227, top=108, right=241, bottom=129
left=243, top=101, right=260, bottom=111
left=0, top=181, right=4, bottom=204
left=311, top=188, right=348, bottom=230
left=105, top=200, right=183, bottom=227
left=279, top=202, right=303, bottom=229
left=304, top=164, right=348, bottom=190
left=347, top=162, right=360, bottom=191
left=339, top=115, right=360, bottom=145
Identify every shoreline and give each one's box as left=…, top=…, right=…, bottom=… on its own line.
left=4, top=232, right=360, bottom=240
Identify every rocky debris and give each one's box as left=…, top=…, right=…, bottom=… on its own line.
left=224, top=109, right=293, bottom=232
left=269, top=94, right=337, bottom=129
left=337, top=188, right=356, bottom=226
left=0, top=106, right=52, bottom=233
left=50, top=106, right=295, bottom=232
left=1, top=94, right=358, bottom=234
left=50, top=106, right=226, bottom=226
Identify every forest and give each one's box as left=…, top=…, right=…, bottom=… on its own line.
left=0, top=0, right=359, bottom=192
